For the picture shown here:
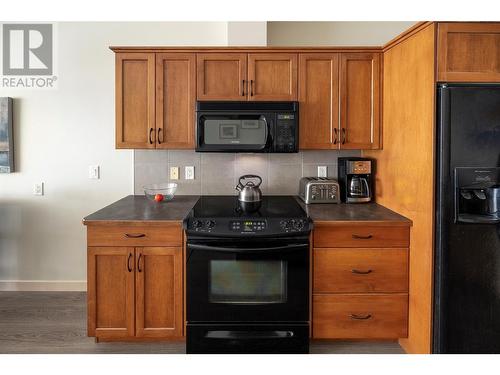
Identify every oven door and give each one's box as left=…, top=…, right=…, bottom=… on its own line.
left=186, top=238, right=309, bottom=322
left=196, top=112, right=272, bottom=152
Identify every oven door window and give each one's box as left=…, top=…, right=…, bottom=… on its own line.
left=209, top=260, right=287, bottom=304
left=202, top=116, right=267, bottom=146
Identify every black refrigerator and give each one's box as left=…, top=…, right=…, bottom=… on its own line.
left=434, top=84, right=500, bottom=353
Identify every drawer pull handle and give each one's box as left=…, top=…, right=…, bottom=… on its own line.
left=351, top=269, right=373, bottom=275
left=124, top=233, right=146, bottom=238
left=137, top=254, right=143, bottom=273
left=127, top=253, right=133, bottom=272
left=350, top=314, right=372, bottom=320
left=157, top=128, right=163, bottom=145
left=149, top=128, right=154, bottom=144
left=352, top=234, right=373, bottom=240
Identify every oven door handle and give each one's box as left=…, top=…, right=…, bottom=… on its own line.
left=187, top=243, right=306, bottom=253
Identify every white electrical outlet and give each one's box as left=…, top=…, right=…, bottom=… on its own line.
left=318, top=166, right=327, bottom=178
left=88, top=165, right=100, bottom=179
left=185, top=166, right=195, bottom=180
left=33, top=182, right=44, bottom=196
left=170, top=167, right=179, bottom=180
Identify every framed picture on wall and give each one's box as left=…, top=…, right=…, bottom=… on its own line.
left=0, top=97, right=14, bottom=173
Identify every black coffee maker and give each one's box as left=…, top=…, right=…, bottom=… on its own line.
left=338, top=157, right=374, bottom=203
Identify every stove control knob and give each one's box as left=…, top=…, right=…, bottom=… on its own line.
left=193, top=220, right=203, bottom=229
left=206, top=220, right=216, bottom=229
left=294, top=220, right=304, bottom=230
left=280, top=220, right=291, bottom=230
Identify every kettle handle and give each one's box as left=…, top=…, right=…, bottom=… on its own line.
left=238, top=174, right=263, bottom=188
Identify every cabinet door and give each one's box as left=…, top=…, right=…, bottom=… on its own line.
left=197, top=53, right=247, bottom=100
left=437, top=22, right=500, bottom=82
left=339, top=53, right=381, bottom=149
left=87, top=247, right=135, bottom=339
left=116, top=53, right=155, bottom=149
left=248, top=53, right=298, bottom=101
left=156, top=53, right=196, bottom=149
left=299, top=53, right=339, bottom=149
left=135, top=247, right=183, bottom=338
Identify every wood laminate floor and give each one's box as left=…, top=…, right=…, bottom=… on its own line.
left=0, top=292, right=405, bottom=354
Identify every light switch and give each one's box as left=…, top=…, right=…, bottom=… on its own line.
left=89, top=165, right=100, bottom=179
left=185, top=166, right=195, bottom=180
left=170, top=167, right=179, bottom=180
left=33, top=182, right=44, bottom=196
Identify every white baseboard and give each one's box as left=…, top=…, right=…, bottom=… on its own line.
left=0, top=280, right=87, bottom=292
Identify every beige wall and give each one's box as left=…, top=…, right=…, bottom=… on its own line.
left=267, top=21, right=416, bottom=46
left=227, top=22, right=267, bottom=45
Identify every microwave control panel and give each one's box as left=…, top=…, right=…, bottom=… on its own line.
left=274, top=113, right=297, bottom=152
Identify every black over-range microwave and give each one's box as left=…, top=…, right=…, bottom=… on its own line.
left=195, top=101, right=299, bottom=153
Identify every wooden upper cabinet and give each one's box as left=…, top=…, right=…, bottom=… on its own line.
left=197, top=53, right=247, bottom=100
left=340, top=53, right=381, bottom=149
left=299, top=53, right=340, bottom=149
left=156, top=53, right=195, bottom=149
left=87, top=247, right=135, bottom=339
left=135, top=247, right=183, bottom=338
left=438, top=22, right=500, bottom=82
left=248, top=53, right=298, bottom=101
left=116, top=53, right=155, bottom=149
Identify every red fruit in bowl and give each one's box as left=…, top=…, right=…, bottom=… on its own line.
left=154, top=193, right=164, bottom=202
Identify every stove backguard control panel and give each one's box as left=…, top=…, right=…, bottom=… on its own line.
left=185, top=217, right=311, bottom=236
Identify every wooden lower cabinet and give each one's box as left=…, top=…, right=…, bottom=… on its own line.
left=87, top=247, right=135, bottom=338
left=135, top=247, right=183, bottom=338
left=314, top=248, right=409, bottom=293
left=88, top=246, right=183, bottom=340
left=313, top=224, right=409, bottom=248
left=313, top=294, right=408, bottom=339
left=312, top=223, right=410, bottom=340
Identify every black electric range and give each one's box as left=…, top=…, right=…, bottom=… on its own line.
left=183, top=196, right=312, bottom=354
left=184, top=195, right=312, bottom=237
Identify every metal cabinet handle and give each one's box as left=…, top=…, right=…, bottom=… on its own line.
left=157, top=128, right=162, bottom=145
left=351, top=269, right=373, bottom=275
left=350, top=314, right=372, bottom=320
left=242, top=80, right=245, bottom=96
left=125, top=233, right=146, bottom=238
left=341, top=128, right=346, bottom=144
left=149, top=128, right=154, bottom=144
left=352, top=234, right=373, bottom=240
left=127, top=253, right=133, bottom=272
left=333, top=128, right=338, bottom=145
left=137, top=254, right=143, bottom=273
left=250, top=80, right=254, bottom=96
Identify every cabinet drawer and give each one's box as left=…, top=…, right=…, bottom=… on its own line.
left=313, top=225, right=409, bottom=248
left=87, top=224, right=182, bottom=247
left=313, top=248, right=408, bottom=293
left=312, top=294, right=408, bottom=339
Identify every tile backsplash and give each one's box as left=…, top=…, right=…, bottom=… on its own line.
left=134, top=150, right=361, bottom=195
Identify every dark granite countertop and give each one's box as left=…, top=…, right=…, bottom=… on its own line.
left=296, top=199, right=412, bottom=226
left=83, top=195, right=411, bottom=226
left=83, top=195, right=199, bottom=225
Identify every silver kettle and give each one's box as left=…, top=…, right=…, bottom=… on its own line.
left=235, top=175, right=263, bottom=202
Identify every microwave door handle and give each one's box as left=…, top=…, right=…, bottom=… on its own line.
left=264, top=117, right=272, bottom=149
left=187, top=243, right=306, bottom=253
